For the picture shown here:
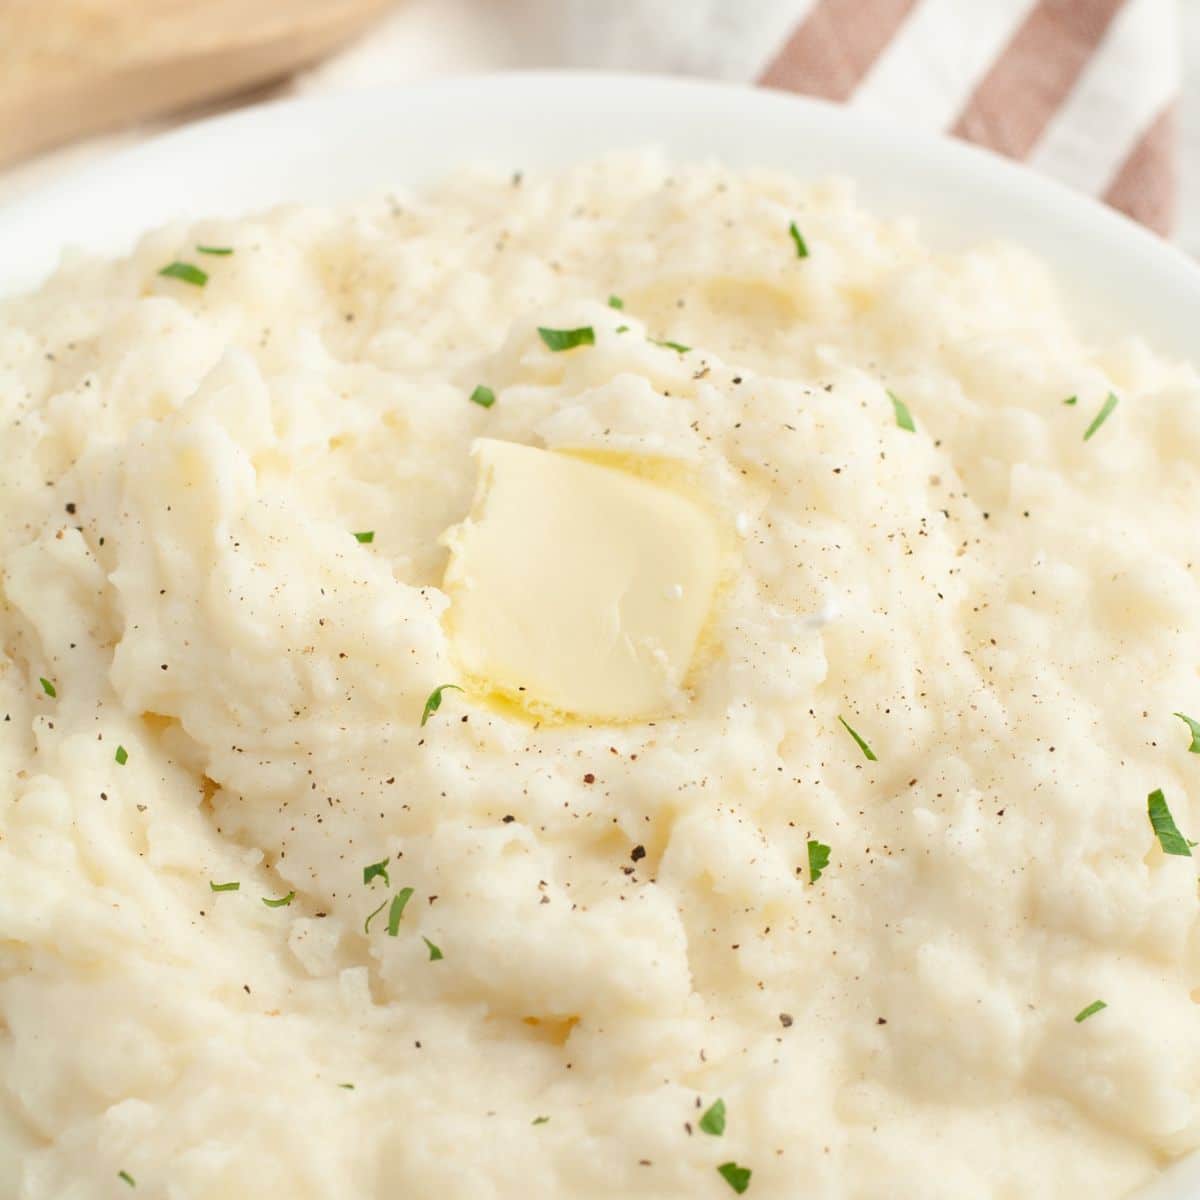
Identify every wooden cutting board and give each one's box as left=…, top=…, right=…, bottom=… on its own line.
left=0, top=0, right=395, bottom=168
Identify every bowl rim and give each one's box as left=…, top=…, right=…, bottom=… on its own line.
left=1, top=69, right=1199, bottom=358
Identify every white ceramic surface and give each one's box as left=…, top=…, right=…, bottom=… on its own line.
left=0, top=71, right=1196, bottom=1199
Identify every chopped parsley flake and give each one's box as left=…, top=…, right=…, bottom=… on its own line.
left=364, top=899, right=387, bottom=935
left=532, top=1115, right=550, bottom=1125
left=209, top=881, right=240, bottom=892
left=1147, top=788, right=1193, bottom=856
left=615, top=324, right=630, bottom=333
left=387, top=887, right=414, bottom=936
left=353, top=530, right=375, bottom=544
left=698, top=1098, right=726, bottom=1136
left=1062, top=395, right=1078, bottom=406
left=717, top=1162, right=752, bottom=1194
left=262, top=891, right=295, bottom=908
left=608, top=295, right=624, bottom=310
left=1082, top=391, right=1119, bottom=441
left=1173, top=712, right=1200, bottom=753
left=537, top=326, right=595, bottom=352
left=421, top=683, right=463, bottom=726
left=807, top=840, right=831, bottom=884
left=888, top=390, right=916, bottom=433
left=649, top=337, right=690, bottom=354
left=158, top=261, right=208, bottom=286
left=115, top=744, right=128, bottom=765
left=788, top=221, right=809, bottom=259
left=422, top=936, right=444, bottom=961
left=363, top=858, right=390, bottom=887
left=196, top=245, right=233, bottom=256
left=470, top=385, right=496, bottom=408
left=118, top=1171, right=136, bottom=1187
left=1074, top=999, right=1107, bottom=1023
left=38, top=676, right=56, bottom=698
left=338, top=1083, right=355, bottom=1090
left=838, top=715, right=877, bottom=761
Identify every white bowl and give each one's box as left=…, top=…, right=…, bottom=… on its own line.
left=0, top=71, right=1196, bottom=1198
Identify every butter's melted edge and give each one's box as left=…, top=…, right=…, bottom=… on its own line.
left=444, top=446, right=739, bottom=728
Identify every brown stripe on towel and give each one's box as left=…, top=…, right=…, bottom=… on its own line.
left=950, top=0, right=1127, bottom=158
left=759, top=0, right=919, bottom=102
left=1102, top=103, right=1177, bottom=236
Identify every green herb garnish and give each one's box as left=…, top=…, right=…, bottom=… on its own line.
left=353, top=530, right=374, bottom=544
left=115, top=745, right=128, bottom=765
left=262, top=891, right=295, bottom=908
left=422, top=936, right=444, bottom=961
left=470, top=385, right=496, bottom=409
left=532, top=1115, right=550, bottom=1125
left=717, top=1162, right=752, bottom=1194
left=699, top=1098, right=726, bottom=1136
left=649, top=337, right=690, bottom=354
left=615, top=324, right=630, bottom=333
left=807, top=840, right=831, bottom=884
left=363, top=858, right=390, bottom=887
left=788, top=221, right=809, bottom=259
left=537, top=326, right=595, bottom=352
left=421, top=684, right=463, bottom=726
left=338, top=1083, right=355, bottom=1090
left=838, top=715, right=877, bottom=762
left=364, top=899, right=387, bottom=934
left=1074, top=999, right=1107, bottom=1023
left=196, top=245, right=233, bottom=256
left=38, top=676, right=56, bottom=698
left=1148, top=788, right=1193, bottom=856
left=888, top=390, right=916, bottom=433
left=608, top=295, right=624, bottom=310
left=387, top=887, right=414, bottom=936
left=209, top=881, right=240, bottom=892
left=1173, top=712, right=1200, bottom=753
left=1062, top=395, right=1078, bottom=406
left=158, top=261, right=208, bottom=287
left=118, top=1171, right=136, bottom=1187
left=1083, top=391, right=1119, bottom=441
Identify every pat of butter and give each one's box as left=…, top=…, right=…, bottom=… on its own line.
left=441, top=439, right=722, bottom=721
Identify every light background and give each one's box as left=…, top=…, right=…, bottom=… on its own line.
left=2, top=0, right=1198, bottom=255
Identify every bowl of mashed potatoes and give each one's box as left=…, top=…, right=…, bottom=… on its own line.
left=1, top=74, right=1197, bottom=1200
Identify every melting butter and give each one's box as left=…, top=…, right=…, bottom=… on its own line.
left=440, top=439, right=722, bottom=722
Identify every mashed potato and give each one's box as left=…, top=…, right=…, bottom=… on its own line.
left=1, top=154, right=1198, bottom=1200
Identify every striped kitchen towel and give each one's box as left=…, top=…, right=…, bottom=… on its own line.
left=471, top=0, right=1180, bottom=236
left=758, top=0, right=1178, bottom=234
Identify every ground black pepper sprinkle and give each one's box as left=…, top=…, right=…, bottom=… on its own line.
left=630, top=845, right=646, bottom=862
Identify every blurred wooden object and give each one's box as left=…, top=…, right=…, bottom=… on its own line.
left=0, top=0, right=395, bottom=168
